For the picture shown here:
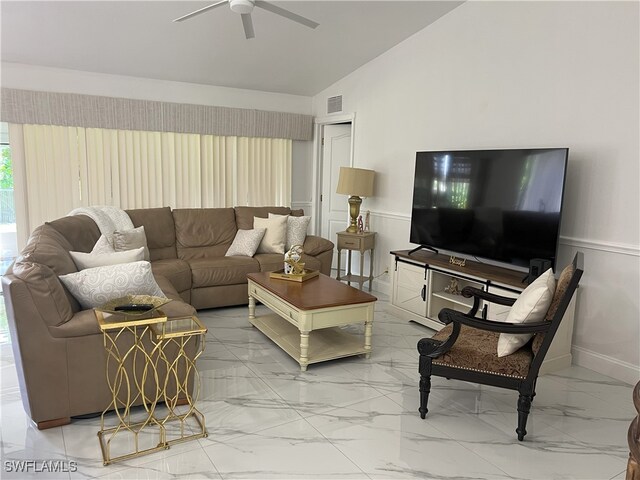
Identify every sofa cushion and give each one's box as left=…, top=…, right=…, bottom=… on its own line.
left=20, top=224, right=78, bottom=276
left=59, top=261, right=165, bottom=309
left=49, top=309, right=101, bottom=338
left=126, top=207, right=177, bottom=261
left=300, top=253, right=322, bottom=273
left=154, top=275, right=198, bottom=317
left=151, top=259, right=192, bottom=293
left=173, top=208, right=237, bottom=260
left=11, top=261, right=74, bottom=326
left=234, top=206, right=292, bottom=230
left=254, top=253, right=286, bottom=273
left=46, top=215, right=101, bottom=253
left=302, top=235, right=335, bottom=257
left=189, top=256, right=260, bottom=288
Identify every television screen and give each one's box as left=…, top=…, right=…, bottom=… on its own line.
left=410, top=148, right=568, bottom=269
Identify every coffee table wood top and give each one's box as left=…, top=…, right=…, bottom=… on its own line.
left=247, top=272, right=377, bottom=311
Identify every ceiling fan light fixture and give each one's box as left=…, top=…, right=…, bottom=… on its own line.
left=229, top=0, right=254, bottom=15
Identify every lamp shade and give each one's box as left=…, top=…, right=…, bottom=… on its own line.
left=336, top=167, right=375, bottom=197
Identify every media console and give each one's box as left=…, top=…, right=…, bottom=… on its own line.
left=389, top=249, right=576, bottom=374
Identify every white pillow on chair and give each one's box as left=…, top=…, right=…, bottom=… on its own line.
left=497, top=268, right=556, bottom=357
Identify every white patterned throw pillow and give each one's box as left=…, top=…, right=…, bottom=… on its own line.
left=497, top=268, right=556, bottom=357
left=225, top=229, right=267, bottom=257
left=59, top=261, right=165, bottom=309
left=70, top=247, right=145, bottom=270
left=254, top=216, right=288, bottom=254
left=269, top=213, right=311, bottom=250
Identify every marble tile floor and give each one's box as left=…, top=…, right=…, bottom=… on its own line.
left=0, top=293, right=635, bottom=480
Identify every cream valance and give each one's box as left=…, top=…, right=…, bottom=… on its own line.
left=0, top=88, right=313, bottom=141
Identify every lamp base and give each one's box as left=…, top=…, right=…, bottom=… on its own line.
left=346, top=195, right=362, bottom=233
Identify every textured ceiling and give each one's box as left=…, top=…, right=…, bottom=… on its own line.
left=1, top=1, right=462, bottom=96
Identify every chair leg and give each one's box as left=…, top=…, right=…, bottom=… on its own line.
left=516, top=394, right=533, bottom=441
left=419, top=374, right=431, bottom=419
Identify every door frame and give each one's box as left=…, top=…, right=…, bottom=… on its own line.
left=311, top=113, right=356, bottom=235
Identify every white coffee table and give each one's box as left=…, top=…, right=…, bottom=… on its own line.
left=247, top=272, right=377, bottom=371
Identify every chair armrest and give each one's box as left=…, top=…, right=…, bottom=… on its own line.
left=462, top=286, right=517, bottom=307
left=303, top=235, right=334, bottom=256
left=438, top=308, right=551, bottom=334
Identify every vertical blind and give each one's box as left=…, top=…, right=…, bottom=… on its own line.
left=10, top=123, right=292, bottom=239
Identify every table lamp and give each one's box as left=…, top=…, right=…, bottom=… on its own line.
left=336, top=166, right=375, bottom=233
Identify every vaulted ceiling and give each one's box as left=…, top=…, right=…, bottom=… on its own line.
left=1, top=1, right=462, bottom=96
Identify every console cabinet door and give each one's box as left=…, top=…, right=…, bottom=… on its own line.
left=392, top=262, right=427, bottom=317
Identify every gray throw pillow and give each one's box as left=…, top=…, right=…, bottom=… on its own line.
left=112, top=226, right=150, bottom=261
left=225, top=229, right=267, bottom=257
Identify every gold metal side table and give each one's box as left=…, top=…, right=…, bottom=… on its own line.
left=95, top=310, right=168, bottom=466
left=95, top=311, right=208, bottom=466
left=150, top=315, right=208, bottom=447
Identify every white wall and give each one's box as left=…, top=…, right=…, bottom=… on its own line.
left=0, top=62, right=314, bottom=209
left=312, top=1, right=640, bottom=384
left=1, top=62, right=312, bottom=114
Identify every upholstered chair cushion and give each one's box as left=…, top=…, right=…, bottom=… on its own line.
left=432, top=325, right=533, bottom=378
left=497, top=268, right=556, bottom=357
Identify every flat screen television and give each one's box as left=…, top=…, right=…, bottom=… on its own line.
left=409, top=148, right=568, bottom=270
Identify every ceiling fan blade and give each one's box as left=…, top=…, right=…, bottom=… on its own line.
left=173, top=0, right=228, bottom=22
left=254, top=1, right=319, bottom=29
left=241, top=13, right=255, bottom=39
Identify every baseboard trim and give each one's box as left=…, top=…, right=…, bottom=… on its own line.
left=572, top=345, right=640, bottom=385
left=539, top=353, right=572, bottom=376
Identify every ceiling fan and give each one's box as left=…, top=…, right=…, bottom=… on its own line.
left=173, top=0, right=319, bottom=39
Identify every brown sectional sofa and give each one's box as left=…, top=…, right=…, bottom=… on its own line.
left=2, top=206, right=333, bottom=428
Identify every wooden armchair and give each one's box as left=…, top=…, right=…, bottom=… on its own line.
left=417, top=253, right=583, bottom=441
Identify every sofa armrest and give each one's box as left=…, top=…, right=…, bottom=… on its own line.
left=303, top=235, right=334, bottom=256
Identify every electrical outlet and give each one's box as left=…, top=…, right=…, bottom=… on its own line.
left=383, top=266, right=390, bottom=275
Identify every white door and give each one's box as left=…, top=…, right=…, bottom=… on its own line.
left=320, top=124, right=352, bottom=270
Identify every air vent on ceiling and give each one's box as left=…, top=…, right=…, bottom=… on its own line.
left=327, top=95, right=342, bottom=114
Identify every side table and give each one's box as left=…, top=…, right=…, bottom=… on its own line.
left=336, top=231, right=376, bottom=291
left=95, top=310, right=207, bottom=466
left=95, top=310, right=168, bottom=466
left=150, top=315, right=208, bottom=447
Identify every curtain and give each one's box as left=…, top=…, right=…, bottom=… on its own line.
left=18, top=125, right=87, bottom=234
left=9, top=123, right=293, bottom=247
left=237, top=137, right=291, bottom=207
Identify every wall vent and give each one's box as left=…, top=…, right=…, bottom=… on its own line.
left=327, top=95, right=342, bottom=114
